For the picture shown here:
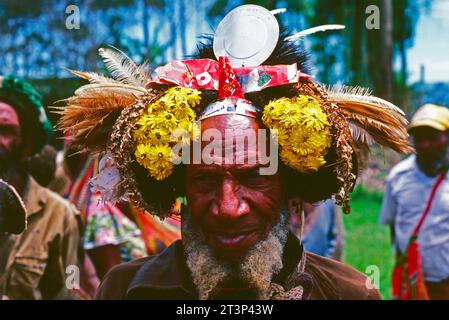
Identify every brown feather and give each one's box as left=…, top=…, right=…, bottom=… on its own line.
left=52, top=92, right=135, bottom=151
left=341, top=110, right=413, bottom=154
left=329, top=97, right=413, bottom=154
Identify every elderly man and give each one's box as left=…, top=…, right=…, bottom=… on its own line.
left=96, top=114, right=366, bottom=300
left=0, top=75, right=79, bottom=300
left=380, top=104, right=449, bottom=300
left=58, top=5, right=411, bottom=300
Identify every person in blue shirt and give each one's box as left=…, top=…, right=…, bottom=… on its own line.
left=291, top=199, right=343, bottom=260
left=380, top=104, right=449, bottom=299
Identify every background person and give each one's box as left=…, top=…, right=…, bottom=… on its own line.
left=380, top=104, right=449, bottom=300
left=0, top=75, right=79, bottom=299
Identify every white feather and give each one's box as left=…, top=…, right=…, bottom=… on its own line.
left=270, top=8, right=287, bottom=15
left=285, top=24, right=346, bottom=42
left=98, top=47, right=150, bottom=87
left=67, top=69, right=121, bottom=85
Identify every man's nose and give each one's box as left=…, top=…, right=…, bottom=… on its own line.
left=214, top=178, right=250, bottom=220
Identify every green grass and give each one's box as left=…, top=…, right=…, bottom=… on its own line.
left=342, top=186, right=394, bottom=299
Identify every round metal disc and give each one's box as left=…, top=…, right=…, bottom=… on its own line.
left=213, top=5, right=279, bottom=68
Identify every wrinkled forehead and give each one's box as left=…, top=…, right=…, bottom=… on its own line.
left=200, top=114, right=261, bottom=134
left=194, top=114, right=273, bottom=169
left=0, top=102, right=19, bottom=127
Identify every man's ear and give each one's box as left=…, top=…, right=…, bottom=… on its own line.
left=0, top=180, right=27, bottom=234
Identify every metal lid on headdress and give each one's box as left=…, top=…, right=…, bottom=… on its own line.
left=213, top=5, right=280, bottom=68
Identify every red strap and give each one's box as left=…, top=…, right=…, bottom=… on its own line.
left=413, top=171, right=447, bottom=235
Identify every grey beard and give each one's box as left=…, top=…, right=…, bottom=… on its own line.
left=181, top=209, right=290, bottom=300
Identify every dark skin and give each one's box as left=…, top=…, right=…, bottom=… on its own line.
left=0, top=102, right=27, bottom=196
left=185, top=115, right=284, bottom=262
left=411, top=126, right=449, bottom=177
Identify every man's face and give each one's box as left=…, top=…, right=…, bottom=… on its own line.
left=185, top=114, right=283, bottom=262
left=0, top=102, right=21, bottom=162
left=412, top=126, right=449, bottom=176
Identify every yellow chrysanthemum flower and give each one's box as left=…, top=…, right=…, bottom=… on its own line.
left=133, top=127, right=171, bottom=145
left=262, top=95, right=332, bottom=172
left=132, top=86, right=201, bottom=180
left=134, top=143, right=174, bottom=181
left=299, top=106, right=329, bottom=130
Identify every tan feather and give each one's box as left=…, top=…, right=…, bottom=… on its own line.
left=348, top=121, right=375, bottom=146
left=67, top=69, right=121, bottom=85
left=342, top=111, right=413, bottom=154
left=324, top=85, right=413, bottom=154
left=325, top=85, right=406, bottom=116
left=74, top=83, right=147, bottom=97
left=56, top=46, right=152, bottom=151
left=335, top=98, right=407, bottom=129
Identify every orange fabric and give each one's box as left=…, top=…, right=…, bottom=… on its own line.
left=130, top=203, right=180, bottom=256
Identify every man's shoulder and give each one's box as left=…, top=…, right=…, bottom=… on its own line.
left=387, top=155, right=416, bottom=181
left=95, top=256, right=153, bottom=300
left=95, top=240, right=185, bottom=299
left=305, top=251, right=381, bottom=300
left=32, top=178, right=79, bottom=219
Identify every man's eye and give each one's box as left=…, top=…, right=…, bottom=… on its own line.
left=193, top=173, right=217, bottom=183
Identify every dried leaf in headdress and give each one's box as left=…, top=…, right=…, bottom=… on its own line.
left=98, top=46, right=151, bottom=87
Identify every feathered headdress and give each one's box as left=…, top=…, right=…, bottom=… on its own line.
left=56, top=5, right=412, bottom=216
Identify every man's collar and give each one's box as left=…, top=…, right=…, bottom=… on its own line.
left=126, top=240, right=197, bottom=298
left=22, top=176, right=47, bottom=218
left=273, top=232, right=303, bottom=284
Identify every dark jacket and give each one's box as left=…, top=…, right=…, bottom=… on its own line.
left=95, top=233, right=381, bottom=300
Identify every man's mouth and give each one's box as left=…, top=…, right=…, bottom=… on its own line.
left=207, top=229, right=260, bottom=253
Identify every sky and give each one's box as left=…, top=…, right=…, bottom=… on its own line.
left=408, top=0, right=449, bottom=84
